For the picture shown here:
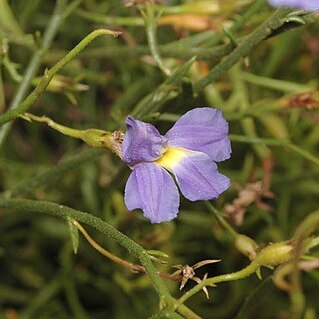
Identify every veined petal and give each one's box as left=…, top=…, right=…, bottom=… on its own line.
left=165, top=107, right=231, bottom=162
left=123, top=116, right=167, bottom=166
left=157, top=147, right=230, bottom=201
left=124, top=162, right=180, bottom=223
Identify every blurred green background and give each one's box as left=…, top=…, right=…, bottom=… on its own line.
left=0, top=0, right=319, bottom=318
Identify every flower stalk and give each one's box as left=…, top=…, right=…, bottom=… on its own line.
left=175, top=240, right=295, bottom=307
left=0, top=197, right=203, bottom=318
left=21, top=112, right=123, bottom=158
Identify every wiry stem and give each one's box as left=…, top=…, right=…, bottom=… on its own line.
left=0, top=0, right=68, bottom=147
left=21, top=112, right=123, bottom=158
left=73, top=221, right=145, bottom=273
left=0, top=29, right=121, bottom=128
left=194, top=8, right=296, bottom=93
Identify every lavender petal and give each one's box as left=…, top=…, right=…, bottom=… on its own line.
left=165, top=107, right=231, bottom=162
left=268, top=0, right=319, bottom=10
left=123, top=116, right=167, bottom=166
left=169, top=151, right=230, bottom=201
left=124, top=162, right=180, bottom=223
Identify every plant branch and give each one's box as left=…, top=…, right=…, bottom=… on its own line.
left=0, top=0, right=68, bottom=147
left=0, top=198, right=174, bottom=308
left=0, top=29, right=121, bottom=128
left=143, top=1, right=171, bottom=76
left=73, top=220, right=145, bottom=273
left=194, top=8, right=298, bottom=93
left=175, top=261, right=259, bottom=307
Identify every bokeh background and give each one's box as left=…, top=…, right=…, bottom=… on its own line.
left=0, top=1, right=319, bottom=318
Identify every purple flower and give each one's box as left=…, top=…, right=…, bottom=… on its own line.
left=268, top=0, right=319, bottom=10
left=122, top=107, right=231, bottom=223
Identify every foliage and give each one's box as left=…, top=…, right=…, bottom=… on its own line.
left=0, top=0, right=319, bottom=318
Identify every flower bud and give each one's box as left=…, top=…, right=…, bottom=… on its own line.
left=32, top=74, right=89, bottom=93
left=81, top=129, right=123, bottom=158
left=255, top=242, right=294, bottom=267
left=235, top=234, right=258, bottom=260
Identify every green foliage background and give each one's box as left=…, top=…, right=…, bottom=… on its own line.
left=0, top=0, right=319, bottom=318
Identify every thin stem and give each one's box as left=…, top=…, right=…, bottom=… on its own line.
left=177, top=305, right=203, bottom=319
left=240, top=71, right=314, bottom=93
left=203, top=0, right=267, bottom=47
left=194, top=8, right=294, bottom=93
left=291, top=210, right=319, bottom=319
left=205, top=202, right=239, bottom=239
left=21, top=112, right=123, bottom=157
left=0, top=29, right=121, bottom=128
left=0, top=197, right=203, bottom=317
left=73, top=221, right=184, bottom=282
left=176, top=261, right=259, bottom=307
left=0, top=0, right=68, bottom=147
left=143, top=2, right=171, bottom=76
left=73, top=221, right=145, bottom=273
left=0, top=198, right=172, bottom=307
left=22, top=112, right=85, bottom=139
left=54, top=41, right=233, bottom=60
left=76, top=9, right=144, bottom=26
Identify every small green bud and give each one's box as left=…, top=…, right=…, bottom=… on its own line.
left=255, top=241, right=294, bottom=267
left=235, top=234, right=258, bottom=260
left=81, top=129, right=123, bottom=158
left=32, top=74, right=89, bottom=93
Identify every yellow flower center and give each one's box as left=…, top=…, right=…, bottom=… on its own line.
left=156, top=147, right=191, bottom=170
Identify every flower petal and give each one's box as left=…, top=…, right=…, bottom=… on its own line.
left=165, top=107, right=231, bottom=162
left=123, top=116, right=167, bottom=166
left=267, top=0, right=319, bottom=10
left=124, top=162, right=180, bottom=223
left=161, top=150, right=230, bottom=201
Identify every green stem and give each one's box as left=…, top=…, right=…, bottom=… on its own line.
left=76, top=9, right=144, bottom=26
left=0, top=198, right=172, bottom=307
left=240, top=71, right=313, bottom=93
left=177, top=304, right=203, bottom=319
left=204, top=0, right=267, bottom=47
left=0, top=29, right=121, bottom=128
left=291, top=210, right=319, bottom=319
left=194, top=8, right=294, bottom=93
left=205, top=202, right=238, bottom=238
left=21, top=112, right=123, bottom=156
left=0, top=0, right=68, bottom=147
left=77, top=42, right=232, bottom=60
left=143, top=2, right=171, bottom=76
left=176, top=261, right=259, bottom=307
left=230, top=134, right=319, bottom=167
left=231, top=64, right=271, bottom=159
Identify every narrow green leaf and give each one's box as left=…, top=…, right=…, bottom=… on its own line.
left=67, top=217, right=79, bottom=254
